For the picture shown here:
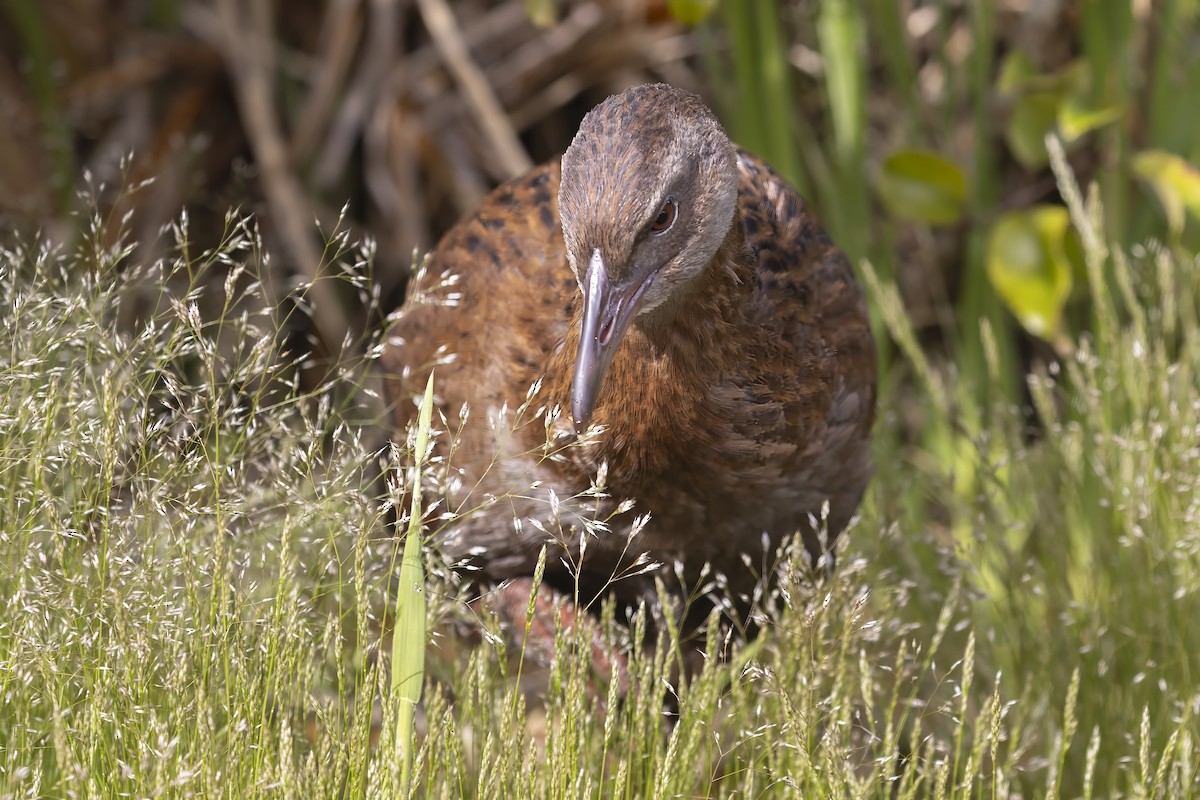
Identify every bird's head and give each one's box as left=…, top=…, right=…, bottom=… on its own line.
left=558, top=83, right=739, bottom=432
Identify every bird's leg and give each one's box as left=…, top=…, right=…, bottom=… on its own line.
left=476, top=577, right=630, bottom=701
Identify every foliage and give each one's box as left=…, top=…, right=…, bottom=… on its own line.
left=0, top=186, right=399, bottom=796
left=985, top=204, right=1078, bottom=341
left=878, top=150, right=967, bottom=225
left=703, top=0, right=1200, bottom=352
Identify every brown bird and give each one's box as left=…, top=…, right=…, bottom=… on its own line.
left=382, top=84, right=875, bottom=632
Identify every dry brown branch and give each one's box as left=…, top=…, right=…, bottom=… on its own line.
left=415, top=0, right=532, bottom=181
left=367, top=99, right=429, bottom=294
left=489, top=2, right=605, bottom=103
left=375, top=0, right=527, bottom=108
left=291, top=0, right=365, bottom=162
left=314, top=0, right=404, bottom=189
left=191, top=0, right=351, bottom=355
left=508, top=29, right=696, bottom=129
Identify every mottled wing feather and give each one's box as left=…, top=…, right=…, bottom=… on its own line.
left=735, top=150, right=877, bottom=534
left=382, top=161, right=574, bottom=436
left=381, top=162, right=584, bottom=579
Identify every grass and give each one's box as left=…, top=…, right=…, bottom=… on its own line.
left=2, top=151, right=1199, bottom=797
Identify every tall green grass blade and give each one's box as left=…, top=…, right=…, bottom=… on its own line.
left=818, top=0, right=868, bottom=264
left=818, top=0, right=864, bottom=167
left=865, top=0, right=922, bottom=131
left=752, top=0, right=803, bottom=192
left=389, top=372, right=436, bottom=792
left=1146, top=0, right=1192, bottom=156
left=958, top=0, right=1017, bottom=407
left=720, top=0, right=806, bottom=196
left=1081, top=0, right=1136, bottom=244
left=722, top=2, right=766, bottom=159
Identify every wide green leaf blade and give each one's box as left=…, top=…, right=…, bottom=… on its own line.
left=667, top=0, right=718, bottom=25
left=1132, top=149, right=1200, bottom=234
left=1006, top=90, right=1061, bottom=169
left=986, top=206, right=1076, bottom=339
left=1058, top=96, right=1123, bottom=143
left=878, top=150, right=968, bottom=224
left=390, top=372, right=436, bottom=790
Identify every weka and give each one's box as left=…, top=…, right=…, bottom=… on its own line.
left=382, top=84, right=876, bottom=630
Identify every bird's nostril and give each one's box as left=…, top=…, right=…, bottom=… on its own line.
left=598, top=315, right=614, bottom=345
left=598, top=297, right=622, bottom=345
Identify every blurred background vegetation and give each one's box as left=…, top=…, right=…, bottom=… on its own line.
left=4, top=0, right=1200, bottom=795
left=3, top=0, right=1198, bottom=395
left=3, top=0, right=1197, bottom=365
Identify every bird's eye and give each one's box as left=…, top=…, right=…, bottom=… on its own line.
left=649, top=198, right=677, bottom=234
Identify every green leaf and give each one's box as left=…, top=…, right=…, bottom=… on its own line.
left=524, top=0, right=556, bottom=27
left=1058, top=96, right=1123, bottom=143
left=997, top=49, right=1039, bottom=94
left=986, top=206, right=1075, bottom=340
left=998, top=54, right=1115, bottom=166
left=877, top=150, right=968, bottom=224
left=667, top=0, right=719, bottom=25
left=1131, top=149, right=1200, bottom=234
left=999, top=52, right=1086, bottom=96
left=1005, top=89, right=1061, bottom=169
left=391, top=372, right=435, bottom=790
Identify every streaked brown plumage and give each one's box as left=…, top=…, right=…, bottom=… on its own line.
left=382, top=84, right=875, bottom=627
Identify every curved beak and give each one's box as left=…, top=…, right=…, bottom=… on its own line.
left=571, top=248, right=655, bottom=433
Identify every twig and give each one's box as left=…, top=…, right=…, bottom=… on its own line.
left=366, top=99, right=429, bottom=295
left=193, top=0, right=351, bottom=355
left=489, top=2, right=605, bottom=104
left=382, top=0, right=530, bottom=99
left=415, top=0, right=532, bottom=180
left=314, top=0, right=402, bottom=189
left=505, top=25, right=695, bottom=129
left=291, top=0, right=364, bottom=162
